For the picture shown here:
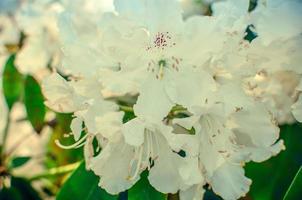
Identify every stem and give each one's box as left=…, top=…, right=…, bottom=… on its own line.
left=168, top=193, right=180, bottom=200
left=171, top=105, right=186, bottom=113
left=119, top=105, right=134, bottom=113
left=1, top=113, right=10, bottom=156
left=28, top=162, right=81, bottom=181
left=5, top=132, right=32, bottom=157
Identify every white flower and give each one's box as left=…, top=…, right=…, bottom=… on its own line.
left=0, top=15, right=20, bottom=47
left=15, top=0, right=64, bottom=74
left=251, top=0, right=302, bottom=45
left=174, top=82, right=284, bottom=199
left=212, top=0, right=250, bottom=32
left=120, top=108, right=202, bottom=193
left=42, top=73, right=86, bottom=113
left=57, top=0, right=114, bottom=77
left=41, top=0, right=294, bottom=199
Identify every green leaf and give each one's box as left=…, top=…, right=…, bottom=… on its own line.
left=12, top=177, right=42, bottom=200
left=283, top=166, right=302, bottom=200
left=24, top=75, right=46, bottom=133
left=123, top=111, right=136, bottom=123
left=57, top=162, right=118, bottom=200
left=128, top=171, right=166, bottom=200
left=9, top=156, right=31, bottom=169
left=2, top=54, right=24, bottom=110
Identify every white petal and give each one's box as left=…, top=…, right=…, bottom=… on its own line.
left=180, top=184, right=205, bottom=200
left=210, top=163, right=251, bottom=200
left=179, top=157, right=203, bottom=186
left=252, top=1, right=302, bottom=44
left=95, top=111, right=124, bottom=141
left=166, top=68, right=216, bottom=112
left=114, top=0, right=183, bottom=33
left=122, top=118, right=146, bottom=146
left=70, top=117, right=83, bottom=141
left=42, top=73, right=84, bottom=113
left=212, top=0, right=249, bottom=17
left=90, top=138, right=138, bottom=194
left=134, top=76, right=173, bottom=122
left=82, top=98, right=119, bottom=134
left=148, top=134, right=186, bottom=193
left=164, top=131, right=200, bottom=157
left=231, top=103, right=279, bottom=147
left=16, top=33, right=52, bottom=74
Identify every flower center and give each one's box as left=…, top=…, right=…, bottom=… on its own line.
left=145, top=32, right=181, bottom=80
left=146, top=32, right=176, bottom=51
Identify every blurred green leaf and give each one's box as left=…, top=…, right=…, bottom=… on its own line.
left=24, top=75, right=46, bottom=133
left=57, top=161, right=118, bottom=200
left=283, top=166, right=302, bottom=200
left=2, top=54, right=24, bottom=110
left=0, top=177, right=41, bottom=200
left=9, top=156, right=31, bottom=169
left=128, top=171, right=166, bottom=200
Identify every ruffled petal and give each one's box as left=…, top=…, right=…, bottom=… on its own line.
left=122, top=118, right=146, bottom=146
left=42, top=73, right=84, bottom=113
left=180, top=184, right=205, bottom=200
left=210, top=163, right=251, bottom=200
left=90, top=138, right=138, bottom=194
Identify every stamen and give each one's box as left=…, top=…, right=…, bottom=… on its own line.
left=128, top=146, right=144, bottom=181
left=55, top=134, right=88, bottom=149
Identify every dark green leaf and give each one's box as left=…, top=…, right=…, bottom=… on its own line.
left=12, top=177, right=42, bottom=200
left=9, top=156, right=31, bottom=169
left=0, top=177, right=42, bottom=200
left=24, top=75, right=46, bottom=133
left=0, top=186, right=22, bottom=200
left=2, top=54, right=24, bottom=110
left=128, top=171, right=166, bottom=200
left=283, top=166, right=302, bottom=200
left=57, top=161, right=118, bottom=200
left=123, top=111, right=136, bottom=123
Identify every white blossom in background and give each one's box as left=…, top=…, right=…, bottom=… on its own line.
left=210, top=0, right=302, bottom=125
left=40, top=0, right=302, bottom=199
left=14, top=0, right=65, bottom=75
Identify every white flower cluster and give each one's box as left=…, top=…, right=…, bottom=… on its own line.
left=1, top=0, right=301, bottom=199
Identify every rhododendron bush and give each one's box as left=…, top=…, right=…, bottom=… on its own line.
left=0, top=0, right=301, bottom=199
